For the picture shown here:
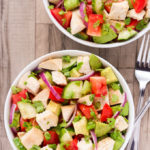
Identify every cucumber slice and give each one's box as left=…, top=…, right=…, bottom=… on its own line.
left=118, top=29, right=137, bottom=41
left=92, top=0, right=104, bottom=14
left=62, top=81, right=83, bottom=99
left=62, top=57, right=77, bottom=69
left=18, top=102, right=37, bottom=119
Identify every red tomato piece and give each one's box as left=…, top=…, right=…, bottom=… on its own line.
left=12, top=89, right=27, bottom=110
left=133, top=0, right=147, bottom=13
left=101, top=104, right=113, bottom=122
left=126, top=19, right=138, bottom=29
left=90, top=76, right=107, bottom=97
left=86, top=5, right=93, bottom=17
left=49, top=86, right=64, bottom=102
left=51, top=8, right=72, bottom=29
left=87, top=14, right=104, bottom=36
left=65, top=138, right=78, bottom=150
left=78, top=104, right=98, bottom=119
left=43, top=131, right=59, bottom=146
left=20, top=118, right=27, bottom=131
left=30, top=118, right=38, bottom=126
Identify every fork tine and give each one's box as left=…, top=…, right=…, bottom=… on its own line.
left=142, top=34, right=150, bottom=67
left=146, top=49, right=150, bottom=66
left=137, top=35, right=146, bottom=63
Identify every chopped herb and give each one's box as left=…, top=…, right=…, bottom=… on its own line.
left=44, top=132, right=51, bottom=141
left=23, top=122, right=32, bottom=132
left=30, top=145, right=40, bottom=150
left=11, top=86, right=21, bottom=94
left=62, top=55, right=71, bottom=63
left=60, top=143, right=66, bottom=150
left=76, top=62, right=83, bottom=71
left=62, top=18, right=66, bottom=26
left=33, top=101, right=44, bottom=113
left=84, top=135, right=90, bottom=143
left=101, top=94, right=105, bottom=99
left=93, top=20, right=101, bottom=28
left=136, top=19, right=148, bottom=31
left=107, top=118, right=115, bottom=128
left=73, top=115, right=82, bottom=122
left=85, top=15, right=88, bottom=22
left=87, top=120, right=96, bottom=130
left=124, top=17, right=131, bottom=25
left=111, top=94, right=119, bottom=102
left=90, top=109, right=97, bottom=119
left=59, top=10, right=66, bottom=15
left=13, top=137, right=26, bottom=150
left=28, top=72, right=37, bottom=79
left=59, top=120, right=67, bottom=128
left=127, top=27, right=132, bottom=32
left=82, top=101, right=87, bottom=105
left=89, top=94, right=95, bottom=102
left=115, top=23, right=123, bottom=31
left=10, top=112, right=20, bottom=129
left=24, top=81, right=27, bottom=85
left=21, top=98, right=31, bottom=103
left=94, top=101, right=101, bottom=109
left=111, top=83, right=120, bottom=91
left=48, top=5, right=54, bottom=9
left=47, top=121, right=50, bottom=125
left=48, top=144, right=57, bottom=149
left=67, top=27, right=71, bottom=33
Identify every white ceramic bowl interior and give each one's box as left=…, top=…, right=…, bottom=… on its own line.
left=4, top=50, right=135, bottom=150
left=43, top=0, right=150, bottom=48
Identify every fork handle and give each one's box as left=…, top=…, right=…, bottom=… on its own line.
left=127, top=86, right=146, bottom=150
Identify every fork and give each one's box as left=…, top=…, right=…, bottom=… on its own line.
left=127, top=34, right=150, bottom=150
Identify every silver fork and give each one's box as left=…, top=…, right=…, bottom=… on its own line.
left=127, top=34, right=150, bottom=150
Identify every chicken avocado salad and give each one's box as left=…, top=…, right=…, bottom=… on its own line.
left=48, top=0, right=149, bottom=44
left=10, top=54, right=129, bottom=150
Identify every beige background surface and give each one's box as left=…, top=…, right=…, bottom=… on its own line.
left=0, top=0, right=150, bottom=149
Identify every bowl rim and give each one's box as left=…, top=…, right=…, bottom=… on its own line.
left=4, top=50, right=135, bottom=150
left=43, top=0, right=150, bottom=48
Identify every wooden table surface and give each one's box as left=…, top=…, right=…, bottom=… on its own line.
left=0, top=0, right=150, bottom=149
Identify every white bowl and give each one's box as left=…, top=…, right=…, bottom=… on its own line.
left=4, top=50, right=135, bottom=150
left=43, top=0, right=150, bottom=48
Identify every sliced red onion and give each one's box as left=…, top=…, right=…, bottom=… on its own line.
left=90, top=130, right=98, bottom=150
left=121, top=93, right=127, bottom=107
left=9, top=104, right=17, bottom=133
left=56, top=0, right=64, bottom=8
left=66, top=105, right=77, bottom=127
left=40, top=72, right=62, bottom=100
left=113, top=111, right=120, bottom=119
left=113, top=93, right=128, bottom=119
left=68, top=71, right=95, bottom=81
left=110, top=25, right=117, bottom=33
left=80, top=2, right=88, bottom=27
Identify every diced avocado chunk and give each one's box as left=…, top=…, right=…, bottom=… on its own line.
left=47, top=101, right=61, bottom=116
left=93, top=24, right=117, bottom=44
left=39, top=71, right=53, bottom=89
left=101, top=67, right=118, bottom=84
left=62, top=57, right=77, bottom=69
left=81, top=80, right=91, bottom=95
left=73, top=117, right=89, bottom=135
left=60, top=128, right=73, bottom=143
left=92, top=0, right=104, bottom=14
left=62, top=81, right=83, bottom=99
left=89, top=54, right=102, bottom=70
left=75, top=32, right=89, bottom=40
left=118, top=29, right=137, bottom=41
left=64, top=0, right=80, bottom=11
left=70, top=68, right=81, bottom=77
left=95, top=122, right=111, bottom=137
left=120, top=102, right=129, bottom=117
left=18, top=102, right=37, bottom=119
